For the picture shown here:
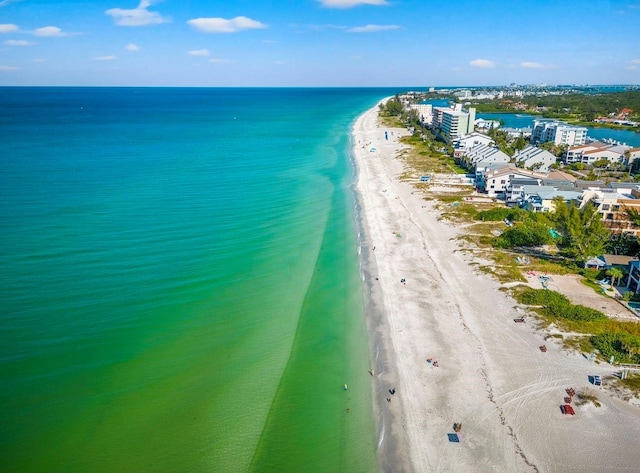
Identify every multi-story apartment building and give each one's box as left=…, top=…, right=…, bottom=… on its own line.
left=408, top=103, right=433, bottom=125
left=579, top=187, right=640, bottom=236
left=564, top=141, right=630, bottom=165
left=438, top=107, right=476, bottom=141
left=480, top=166, right=547, bottom=197
left=531, top=119, right=587, bottom=146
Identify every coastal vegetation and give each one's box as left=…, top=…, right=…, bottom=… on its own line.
left=515, top=287, right=640, bottom=364
left=408, top=88, right=640, bottom=131
left=475, top=207, right=526, bottom=222
left=477, top=199, right=609, bottom=262
left=473, top=90, right=640, bottom=123
left=486, top=128, right=528, bottom=157
left=376, top=90, right=640, bottom=434
left=377, top=98, right=640, bottom=372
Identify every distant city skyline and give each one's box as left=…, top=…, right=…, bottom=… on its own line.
left=1, top=0, right=639, bottom=87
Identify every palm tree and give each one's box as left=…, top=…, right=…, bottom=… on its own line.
left=606, top=267, right=624, bottom=287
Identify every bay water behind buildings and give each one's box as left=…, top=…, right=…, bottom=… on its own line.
left=478, top=112, right=640, bottom=147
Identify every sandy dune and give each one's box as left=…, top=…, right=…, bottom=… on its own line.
left=353, top=103, right=640, bottom=473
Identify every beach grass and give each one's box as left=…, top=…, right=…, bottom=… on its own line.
left=576, top=389, right=602, bottom=407
left=620, top=373, right=640, bottom=393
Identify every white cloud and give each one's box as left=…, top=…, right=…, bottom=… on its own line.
left=106, top=0, right=169, bottom=27
left=470, top=58, right=496, bottom=68
left=0, top=0, right=21, bottom=7
left=348, top=24, right=399, bottom=33
left=125, top=43, right=140, bottom=51
left=188, top=16, right=267, bottom=33
left=318, top=0, right=389, bottom=8
left=0, top=65, right=19, bottom=71
left=33, top=26, right=71, bottom=37
left=630, top=58, right=640, bottom=65
left=0, top=23, right=18, bottom=33
left=94, top=55, right=117, bottom=61
left=5, top=39, right=34, bottom=46
left=520, top=61, right=544, bottom=69
left=188, top=49, right=210, bottom=56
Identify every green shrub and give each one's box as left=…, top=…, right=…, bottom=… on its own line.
left=476, top=208, right=525, bottom=222
left=591, top=333, right=640, bottom=364
left=518, top=288, right=569, bottom=305
left=517, top=288, right=607, bottom=322
left=548, top=302, right=607, bottom=322
left=493, top=223, right=554, bottom=248
left=582, top=267, right=600, bottom=280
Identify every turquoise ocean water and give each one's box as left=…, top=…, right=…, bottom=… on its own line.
left=0, top=87, right=398, bottom=472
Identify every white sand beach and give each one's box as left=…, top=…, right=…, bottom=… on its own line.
left=353, top=103, right=640, bottom=473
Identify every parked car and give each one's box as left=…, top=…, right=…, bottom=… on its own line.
left=593, top=375, right=602, bottom=386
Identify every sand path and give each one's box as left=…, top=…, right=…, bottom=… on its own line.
left=353, top=103, right=640, bottom=473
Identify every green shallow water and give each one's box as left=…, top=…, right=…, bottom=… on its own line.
left=0, top=87, right=393, bottom=472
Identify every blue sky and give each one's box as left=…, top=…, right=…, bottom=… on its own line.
left=1, top=0, right=639, bottom=86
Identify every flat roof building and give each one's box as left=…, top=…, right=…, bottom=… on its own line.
left=531, top=119, right=587, bottom=146
left=440, top=107, right=476, bottom=141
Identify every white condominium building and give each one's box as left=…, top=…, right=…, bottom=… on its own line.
left=531, top=119, right=587, bottom=146
left=409, top=103, right=433, bottom=125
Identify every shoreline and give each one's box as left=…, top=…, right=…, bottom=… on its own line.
left=351, top=102, right=640, bottom=472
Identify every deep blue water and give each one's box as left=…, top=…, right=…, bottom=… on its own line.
left=0, top=87, right=401, bottom=473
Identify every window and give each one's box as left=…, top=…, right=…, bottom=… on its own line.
left=602, top=204, right=610, bottom=211
left=607, top=213, right=614, bottom=220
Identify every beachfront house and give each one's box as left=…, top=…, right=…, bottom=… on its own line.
left=586, top=254, right=639, bottom=271
left=454, top=132, right=494, bottom=151
left=626, top=260, right=640, bottom=293
left=579, top=186, right=640, bottom=236
left=522, top=188, right=582, bottom=213
left=505, top=179, right=543, bottom=204
left=481, top=166, right=547, bottom=198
